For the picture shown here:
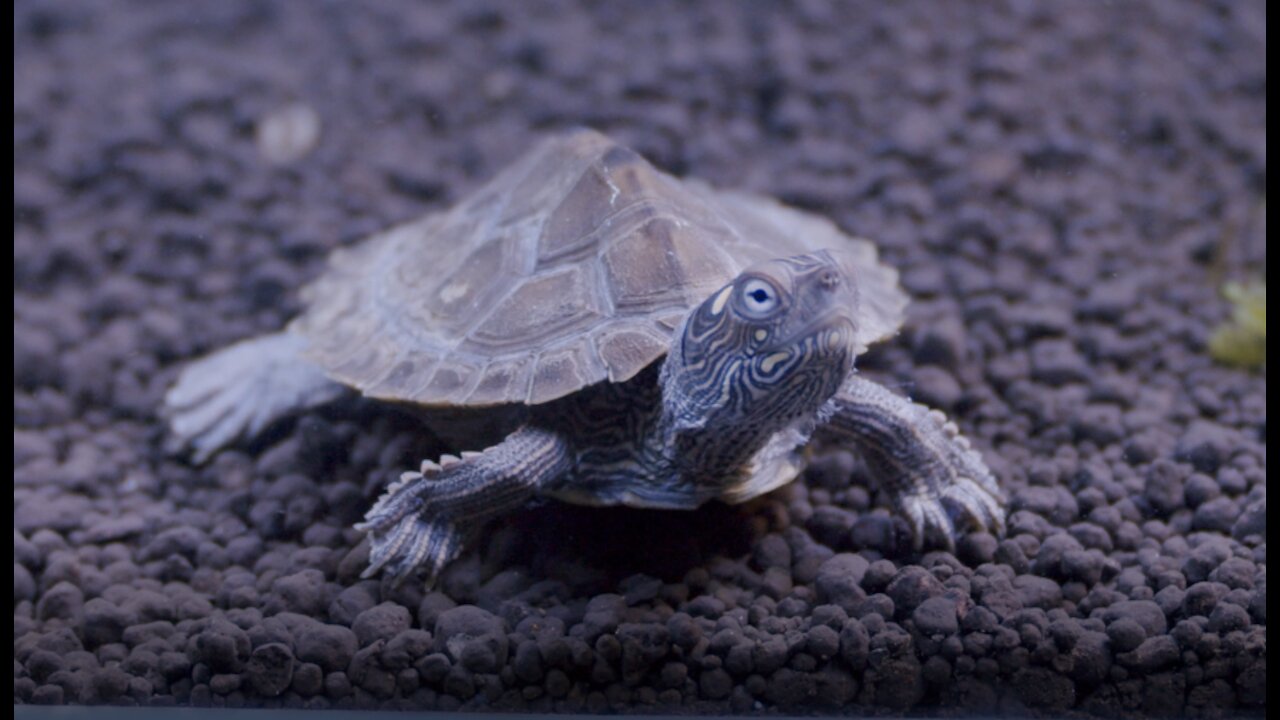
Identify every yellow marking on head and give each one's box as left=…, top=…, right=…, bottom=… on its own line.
left=754, top=329, right=769, bottom=342
left=761, top=352, right=790, bottom=374
left=718, top=360, right=742, bottom=399
left=709, top=286, right=733, bottom=315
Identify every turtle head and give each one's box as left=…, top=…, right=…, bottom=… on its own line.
left=661, top=250, right=861, bottom=450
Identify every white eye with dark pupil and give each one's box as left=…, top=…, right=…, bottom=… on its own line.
left=741, top=279, right=778, bottom=316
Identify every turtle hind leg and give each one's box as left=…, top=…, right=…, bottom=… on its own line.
left=816, top=375, right=1006, bottom=550
left=356, top=425, right=573, bottom=585
left=164, top=331, right=347, bottom=462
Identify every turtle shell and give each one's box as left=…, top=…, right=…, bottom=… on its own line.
left=291, top=128, right=906, bottom=407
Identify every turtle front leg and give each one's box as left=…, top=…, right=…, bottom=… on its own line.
left=816, top=375, right=1005, bottom=550
left=356, top=425, right=573, bottom=584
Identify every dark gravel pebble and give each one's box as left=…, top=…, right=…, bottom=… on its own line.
left=13, top=0, right=1266, bottom=715
left=911, top=596, right=959, bottom=638
left=1119, top=636, right=1180, bottom=673
left=885, top=566, right=943, bottom=616
left=245, top=643, right=294, bottom=697
left=327, top=584, right=377, bottom=627
left=814, top=553, right=869, bottom=611
left=1175, top=421, right=1236, bottom=473
left=189, top=619, right=250, bottom=674
left=291, top=662, right=324, bottom=697
left=433, top=605, right=508, bottom=674
left=295, top=621, right=358, bottom=673
left=352, top=602, right=412, bottom=647
left=15, top=564, right=37, bottom=605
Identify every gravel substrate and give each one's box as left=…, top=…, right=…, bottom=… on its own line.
left=14, top=0, right=1266, bottom=715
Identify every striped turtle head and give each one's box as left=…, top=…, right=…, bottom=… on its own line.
left=662, top=250, right=860, bottom=442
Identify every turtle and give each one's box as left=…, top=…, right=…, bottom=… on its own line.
left=165, top=128, right=1005, bottom=583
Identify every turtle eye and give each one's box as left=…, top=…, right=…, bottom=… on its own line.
left=740, top=279, right=780, bottom=318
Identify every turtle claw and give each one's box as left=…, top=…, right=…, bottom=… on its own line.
left=897, top=407, right=1006, bottom=551
left=900, top=468, right=1005, bottom=552
left=901, top=492, right=957, bottom=552
left=360, top=511, right=464, bottom=584
left=897, top=483, right=1004, bottom=555
left=356, top=461, right=471, bottom=586
left=820, top=376, right=1007, bottom=554
left=931, top=416, right=1006, bottom=540
left=355, top=427, right=570, bottom=583
left=941, top=470, right=1006, bottom=538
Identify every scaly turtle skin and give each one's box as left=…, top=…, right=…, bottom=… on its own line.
left=165, top=128, right=1005, bottom=583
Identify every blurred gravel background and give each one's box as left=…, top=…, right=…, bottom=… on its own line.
left=14, top=0, right=1266, bottom=715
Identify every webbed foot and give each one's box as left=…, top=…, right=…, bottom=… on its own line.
left=357, top=455, right=483, bottom=584
left=356, top=426, right=572, bottom=584
left=895, top=407, right=1005, bottom=550
left=164, top=332, right=345, bottom=462
left=818, top=375, right=1006, bottom=551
